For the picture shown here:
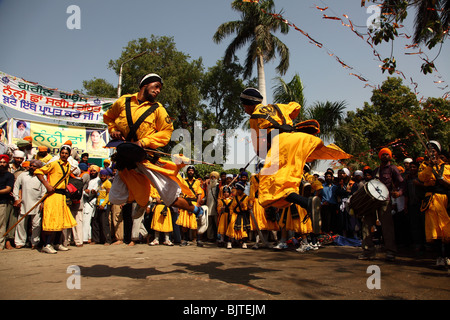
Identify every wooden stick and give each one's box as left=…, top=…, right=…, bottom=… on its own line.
left=225, top=154, right=258, bottom=188
left=144, top=148, right=216, bottom=166
left=249, top=209, right=270, bottom=247
left=2, top=177, right=66, bottom=238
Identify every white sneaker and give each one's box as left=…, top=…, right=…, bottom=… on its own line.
left=273, top=242, right=288, bottom=250
left=54, top=244, right=69, bottom=251
left=296, top=241, right=312, bottom=253
left=436, top=257, right=445, bottom=266
left=42, top=244, right=57, bottom=254
left=242, top=243, right=247, bottom=249
left=227, top=242, right=232, bottom=249
left=309, top=242, right=320, bottom=250
left=149, top=239, right=159, bottom=246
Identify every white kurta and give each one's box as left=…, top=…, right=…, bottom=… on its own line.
left=13, top=172, right=46, bottom=216
left=13, top=172, right=46, bottom=246
left=83, top=176, right=101, bottom=242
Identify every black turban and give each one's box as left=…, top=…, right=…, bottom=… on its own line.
left=240, top=88, right=263, bottom=105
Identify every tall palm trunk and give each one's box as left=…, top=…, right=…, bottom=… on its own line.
left=257, top=54, right=267, bottom=104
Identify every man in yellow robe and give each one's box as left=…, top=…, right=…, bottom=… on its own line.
left=103, top=73, right=204, bottom=222
left=418, top=140, right=450, bottom=266
left=35, top=143, right=77, bottom=254
left=176, top=165, right=205, bottom=246
left=240, top=88, right=350, bottom=214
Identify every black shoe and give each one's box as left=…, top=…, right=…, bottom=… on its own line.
left=358, top=253, right=376, bottom=260
left=385, top=253, right=396, bottom=262
left=180, top=240, right=189, bottom=246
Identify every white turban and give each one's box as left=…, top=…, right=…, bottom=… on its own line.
left=13, top=150, right=25, bottom=158
left=403, top=158, right=413, bottom=163
left=354, top=170, right=363, bottom=177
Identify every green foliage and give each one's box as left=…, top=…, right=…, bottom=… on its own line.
left=272, top=73, right=306, bottom=115
left=369, top=0, right=449, bottom=75
left=200, top=58, right=247, bottom=131
left=306, top=100, right=347, bottom=141
left=335, top=77, right=449, bottom=168
left=79, top=78, right=117, bottom=98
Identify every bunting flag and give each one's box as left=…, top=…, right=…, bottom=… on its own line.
left=311, top=4, right=448, bottom=100
left=258, top=3, right=448, bottom=101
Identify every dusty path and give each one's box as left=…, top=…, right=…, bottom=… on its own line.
left=1, top=242, right=449, bottom=302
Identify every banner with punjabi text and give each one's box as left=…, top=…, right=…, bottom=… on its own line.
left=9, top=118, right=110, bottom=159
left=0, top=71, right=115, bottom=123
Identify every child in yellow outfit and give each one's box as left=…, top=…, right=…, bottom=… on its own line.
left=149, top=185, right=174, bottom=246
left=217, top=186, right=233, bottom=247
left=226, top=182, right=250, bottom=249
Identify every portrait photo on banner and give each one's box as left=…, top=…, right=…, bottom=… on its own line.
left=86, top=128, right=108, bottom=158
left=13, top=119, right=30, bottom=140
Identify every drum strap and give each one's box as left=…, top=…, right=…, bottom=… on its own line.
left=125, top=97, right=159, bottom=142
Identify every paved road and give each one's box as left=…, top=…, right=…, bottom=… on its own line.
left=1, top=241, right=449, bottom=302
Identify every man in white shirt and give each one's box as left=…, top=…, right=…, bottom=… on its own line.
left=83, top=165, right=101, bottom=243
left=13, top=160, right=46, bottom=249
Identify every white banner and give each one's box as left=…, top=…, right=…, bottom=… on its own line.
left=0, top=71, right=115, bottom=123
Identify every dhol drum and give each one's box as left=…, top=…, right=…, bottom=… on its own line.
left=349, top=179, right=389, bottom=218
left=197, top=205, right=209, bottom=235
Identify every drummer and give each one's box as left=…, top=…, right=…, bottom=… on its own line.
left=358, top=147, right=405, bottom=261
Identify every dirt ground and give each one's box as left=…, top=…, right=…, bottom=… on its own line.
left=1, top=240, right=449, bottom=303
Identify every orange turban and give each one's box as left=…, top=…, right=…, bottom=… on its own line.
left=89, top=165, right=100, bottom=173
left=23, top=136, right=32, bottom=142
left=38, top=146, right=48, bottom=152
left=22, top=161, right=30, bottom=168
left=378, top=148, right=392, bottom=159
left=64, top=140, right=72, bottom=146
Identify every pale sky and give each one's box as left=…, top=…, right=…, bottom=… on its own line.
left=0, top=0, right=448, bottom=171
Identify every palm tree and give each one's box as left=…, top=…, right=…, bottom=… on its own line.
left=272, top=73, right=306, bottom=121
left=272, top=73, right=306, bottom=106
left=213, top=0, right=290, bottom=104
left=306, top=100, right=347, bottom=141
left=411, top=0, right=449, bottom=46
